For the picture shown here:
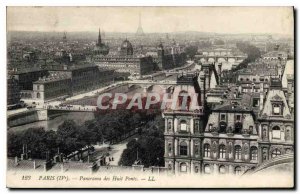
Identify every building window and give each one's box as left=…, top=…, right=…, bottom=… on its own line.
left=272, top=126, right=281, bottom=139
left=250, top=147, right=258, bottom=160
left=219, top=165, right=226, bottom=174
left=236, top=115, right=241, bottom=121
left=220, top=114, right=226, bottom=121
left=180, top=142, right=188, bottom=156
left=219, top=144, right=226, bottom=159
left=204, top=164, right=211, bottom=174
left=180, top=120, right=187, bottom=131
left=168, top=143, right=172, bottom=154
left=194, top=143, right=199, bottom=156
left=246, top=126, right=253, bottom=135
left=253, top=99, right=259, bottom=107
left=235, top=122, right=243, bottom=133
left=204, top=144, right=210, bottom=157
left=234, top=166, right=242, bottom=175
left=209, top=124, right=213, bottom=131
left=286, top=127, right=291, bottom=141
left=194, top=120, right=199, bottom=133
left=219, top=121, right=227, bottom=133
left=167, top=119, right=172, bottom=131
left=272, top=104, right=282, bottom=115
left=271, top=149, right=281, bottom=158
left=234, top=145, right=242, bottom=160
left=36, top=92, right=40, bottom=99
left=37, top=85, right=40, bottom=90
left=180, top=163, right=187, bottom=172
left=195, top=166, right=199, bottom=173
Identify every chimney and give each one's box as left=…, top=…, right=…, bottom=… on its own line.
left=259, top=82, right=264, bottom=111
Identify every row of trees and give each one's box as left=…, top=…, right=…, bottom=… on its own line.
left=234, top=41, right=261, bottom=71
left=118, top=115, right=165, bottom=167
left=7, top=110, right=159, bottom=160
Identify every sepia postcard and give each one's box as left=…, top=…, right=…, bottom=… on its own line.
left=6, top=6, right=294, bottom=188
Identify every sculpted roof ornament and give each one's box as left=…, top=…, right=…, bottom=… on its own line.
left=261, top=113, right=268, bottom=118
left=271, top=94, right=283, bottom=101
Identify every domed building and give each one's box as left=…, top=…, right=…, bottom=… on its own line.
left=92, top=37, right=154, bottom=78
left=94, top=28, right=109, bottom=56
left=120, top=39, right=133, bottom=56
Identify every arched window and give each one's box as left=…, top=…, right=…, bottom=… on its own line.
left=272, top=126, right=281, bottom=139
left=180, top=120, right=187, bottom=131
left=271, top=149, right=281, bottom=158
left=194, top=165, right=199, bottom=173
left=204, top=144, right=211, bottom=157
left=250, top=147, right=258, bottom=160
left=180, top=141, right=188, bottom=156
left=36, top=92, right=40, bottom=99
left=234, top=166, right=242, bottom=175
left=219, top=144, right=226, bottom=159
left=204, top=164, right=211, bottom=174
left=219, top=165, right=226, bottom=174
left=180, top=163, right=187, bottom=172
left=234, top=145, right=242, bottom=160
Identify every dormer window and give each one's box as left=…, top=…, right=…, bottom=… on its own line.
left=220, top=114, right=226, bottom=121
left=253, top=98, right=260, bottom=107
left=209, top=124, right=213, bottom=131
left=272, top=104, right=282, bottom=115
left=236, top=115, right=241, bottom=122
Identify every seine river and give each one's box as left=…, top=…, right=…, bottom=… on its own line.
left=9, top=74, right=176, bottom=133
left=9, top=112, right=96, bottom=133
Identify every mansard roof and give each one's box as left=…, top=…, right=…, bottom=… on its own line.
left=260, top=87, right=292, bottom=119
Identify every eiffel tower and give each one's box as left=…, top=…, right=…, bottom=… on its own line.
left=136, top=13, right=145, bottom=36
left=62, top=31, right=67, bottom=43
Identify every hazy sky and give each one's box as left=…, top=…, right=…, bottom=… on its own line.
left=7, top=6, right=294, bottom=35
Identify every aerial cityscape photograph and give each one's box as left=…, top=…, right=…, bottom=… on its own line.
left=5, top=6, right=294, bottom=188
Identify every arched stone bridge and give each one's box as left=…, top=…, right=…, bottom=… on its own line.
left=127, top=80, right=178, bottom=93
left=195, top=54, right=247, bottom=63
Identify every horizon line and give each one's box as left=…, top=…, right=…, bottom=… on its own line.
left=6, top=30, right=292, bottom=36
